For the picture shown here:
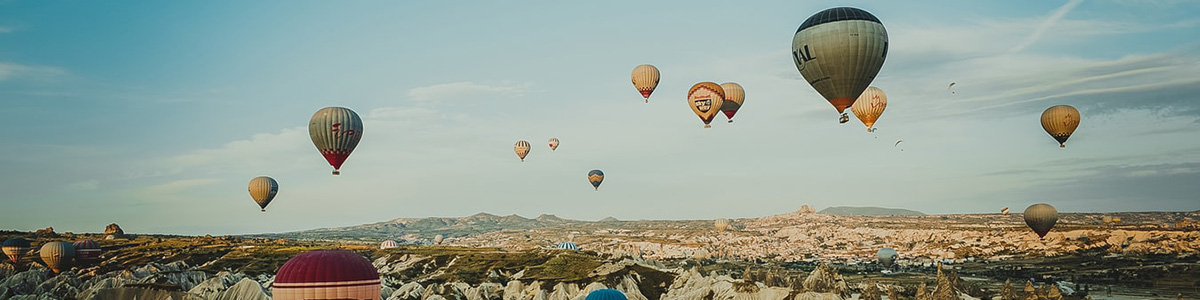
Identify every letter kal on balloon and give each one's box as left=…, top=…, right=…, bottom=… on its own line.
left=792, top=45, right=816, bottom=71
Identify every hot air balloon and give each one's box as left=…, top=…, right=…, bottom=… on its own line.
left=380, top=240, right=399, bottom=249
left=632, top=64, right=661, bottom=103
left=2, top=238, right=30, bottom=264
left=1024, top=203, right=1059, bottom=239
left=850, top=86, right=887, bottom=132
left=248, top=176, right=279, bottom=212
left=1001, top=207, right=1010, bottom=216
left=434, top=234, right=445, bottom=245
left=586, top=289, right=628, bottom=300
left=876, top=247, right=898, bottom=268
left=714, top=218, right=731, bottom=232
left=1041, top=105, right=1080, bottom=148
left=273, top=249, right=381, bottom=300
left=309, top=107, right=364, bottom=175
left=792, top=7, right=889, bottom=123
left=587, top=169, right=604, bottom=191
left=40, top=241, right=75, bottom=273
left=73, top=240, right=101, bottom=261
left=687, top=82, right=725, bottom=128
left=556, top=242, right=580, bottom=251
left=514, top=140, right=531, bottom=161
left=719, top=82, right=745, bottom=123
left=548, top=138, right=560, bottom=151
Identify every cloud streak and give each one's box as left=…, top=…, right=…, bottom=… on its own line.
left=1011, top=0, right=1085, bottom=53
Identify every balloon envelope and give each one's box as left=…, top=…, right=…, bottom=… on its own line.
left=2, top=238, right=30, bottom=264
left=1041, top=105, right=1080, bottom=148
left=1024, top=203, right=1059, bottom=239
left=309, top=107, right=364, bottom=175
left=876, top=247, right=898, bottom=268
left=548, top=138, right=560, bottom=151
left=40, top=241, right=75, bottom=273
left=588, top=169, right=605, bottom=191
left=850, top=86, right=887, bottom=132
left=380, top=240, right=399, bottom=249
left=515, top=140, right=531, bottom=161
left=557, top=242, right=580, bottom=251
left=632, top=65, right=661, bottom=102
left=248, top=176, right=279, bottom=212
left=586, top=289, right=629, bottom=300
left=1001, top=207, right=1010, bottom=215
left=714, top=219, right=731, bottom=232
left=719, top=82, right=745, bottom=123
left=434, top=234, right=445, bottom=244
left=792, top=7, right=889, bottom=115
left=274, top=249, right=381, bottom=300
left=73, top=240, right=101, bottom=261
left=687, top=82, right=725, bottom=128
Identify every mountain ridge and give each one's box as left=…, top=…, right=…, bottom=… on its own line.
left=818, top=206, right=926, bottom=216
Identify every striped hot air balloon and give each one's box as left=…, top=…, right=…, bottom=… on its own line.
left=586, top=289, right=628, bottom=300
left=850, top=86, right=887, bottom=132
left=556, top=242, right=580, bottom=251
left=719, top=82, right=745, bottom=123
left=1024, top=203, right=1059, bottom=239
left=379, top=240, right=399, bottom=249
left=248, top=176, right=279, bottom=212
left=514, top=140, right=531, bottom=161
left=688, top=82, right=725, bottom=129
left=548, top=138, right=560, bottom=151
left=273, top=249, right=381, bottom=300
left=72, top=240, right=101, bottom=261
left=1041, top=105, right=1080, bottom=148
left=1001, top=207, right=1010, bottom=216
left=2, top=238, right=30, bottom=264
left=714, top=219, right=731, bottom=232
left=792, top=7, right=889, bottom=123
left=40, top=241, right=75, bottom=273
left=309, top=107, right=364, bottom=175
left=587, top=170, right=604, bottom=191
left=631, top=64, right=660, bottom=103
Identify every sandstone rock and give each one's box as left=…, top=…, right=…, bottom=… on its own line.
left=212, top=277, right=270, bottom=300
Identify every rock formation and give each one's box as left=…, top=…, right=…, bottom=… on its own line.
left=105, top=223, right=124, bottom=236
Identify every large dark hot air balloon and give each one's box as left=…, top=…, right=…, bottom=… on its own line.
left=1024, top=203, right=1059, bottom=239
left=2, top=238, right=30, bottom=264
left=792, top=7, right=889, bottom=123
left=586, top=289, right=628, bottom=300
left=40, top=241, right=75, bottom=273
left=273, top=249, right=381, bottom=300
left=309, top=107, right=364, bottom=175
left=73, top=240, right=101, bottom=261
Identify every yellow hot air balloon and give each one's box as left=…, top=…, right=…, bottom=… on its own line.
left=514, top=140, right=531, bottom=162
left=714, top=219, right=730, bottom=232
left=719, top=82, right=745, bottom=123
left=687, top=82, right=725, bottom=129
left=792, top=7, right=889, bottom=123
left=40, top=241, right=75, bottom=273
left=248, top=176, right=279, bottom=212
left=632, top=65, right=660, bottom=103
left=850, top=86, right=887, bottom=132
left=1040, top=105, right=1080, bottom=148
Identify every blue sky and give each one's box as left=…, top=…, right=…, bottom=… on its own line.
left=2, top=0, right=1199, bottom=235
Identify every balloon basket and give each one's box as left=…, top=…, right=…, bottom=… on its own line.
left=332, top=170, right=340, bottom=175
left=728, top=120, right=733, bottom=123
left=704, top=124, right=711, bottom=129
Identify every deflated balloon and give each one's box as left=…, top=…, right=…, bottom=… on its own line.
left=2, top=238, right=30, bottom=264
left=588, top=169, right=605, bottom=191
left=40, top=241, right=75, bottom=273
left=850, top=86, right=887, bottom=132
left=1024, top=203, right=1059, bottom=239
left=719, top=82, right=745, bottom=123
left=687, top=82, right=725, bottom=129
left=714, top=218, right=730, bottom=232
left=273, top=249, right=381, bottom=300
left=876, top=247, right=898, bottom=268
left=632, top=65, right=661, bottom=103
left=548, top=138, right=560, bottom=151
left=515, top=140, right=531, bottom=162
left=248, top=176, right=279, bottom=212
left=1041, top=105, right=1080, bottom=148
left=792, top=7, right=888, bottom=119
left=309, top=107, right=364, bottom=175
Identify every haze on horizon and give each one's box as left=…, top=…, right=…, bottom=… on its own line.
left=2, top=0, right=1199, bottom=236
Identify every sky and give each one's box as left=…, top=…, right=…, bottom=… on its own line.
left=2, top=0, right=1199, bottom=235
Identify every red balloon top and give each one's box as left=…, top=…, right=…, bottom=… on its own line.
left=73, top=240, right=100, bottom=250
left=275, top=249, right=379, bottom=284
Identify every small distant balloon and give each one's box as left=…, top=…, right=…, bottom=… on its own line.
left=548, top=138, right=560, bottom=151
left=588, top=169, right=605, bottom=191
left=1041, top=105, right=1081, bottom=148
left=687, top=82, right=725, bottom=129
left=514, top=140, right=531, bottom=162
left=248, top=176, right=279, bottom=212
left=434, top=234, right=445, bottom=245
left=1001, top=207, right=1010, bottom=216
left=632, top=65, right=661, bottom=103
left=850, top=86, right=887, bottom=132
left=309, top=107, right=364, bottom=175
left=380, top=240, right=399, bottom=249
left=1024, top=203, right=1059, bottom=239
left=714, top=218, right=730, bottom=232
left=877, top=247, right=898, bottom=268
left=719, top=82, right=745, bottom=123
left=40, top=241, right=75, bottom=273
left=2, top=238, right=30, bottom=264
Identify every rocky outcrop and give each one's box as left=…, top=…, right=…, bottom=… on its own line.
left=104, top=223, right=124, bottom=236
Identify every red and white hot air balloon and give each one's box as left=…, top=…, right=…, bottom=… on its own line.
left=73, top=240, right=101, bottom=261
left=631, top=64, right=661, bottom=103
left=309, top=107, right=364, bottom=175
left=273, top=249, right=381, bottom=300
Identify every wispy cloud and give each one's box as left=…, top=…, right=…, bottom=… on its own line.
left=406, top=82, right=534, bottom=103
left=0, top=62, right=66, bottom=81
left=0, top=26, right=13, bottom=34
left=1011, top=0, right=1085, bottom=53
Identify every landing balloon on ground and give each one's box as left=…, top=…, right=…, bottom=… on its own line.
left=2, top=238, right=30, bottom=264
left=73, top=240, right=101, bottom=261
left=40, top=241, right=75, bottom=273
left=434, top=234, right=445, bottom=244
left=792, top=7, right=889, bottom=123
left=309, top=107, right=364, bottom=175
left=274, top=249, right=381, bottom=300
left=877, top=247, right=898, bottom=268
left=714, top=218, right=730, bottom=232
left=1024, top=203, right=1059, bottom=239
